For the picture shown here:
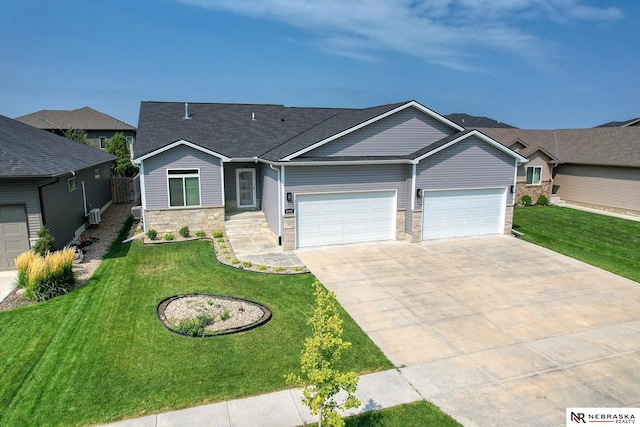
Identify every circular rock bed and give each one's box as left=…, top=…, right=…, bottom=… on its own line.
left=157, top=294, right=271, bottom=337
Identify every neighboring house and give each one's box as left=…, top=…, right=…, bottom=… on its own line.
left=15, top=106, right=136, bottom=150
left=595, top=118, right=640, bottom=128
left=444, top=113, right=517, bottom=129
left=133, top=100, right=527, bottom=250
left=477, top=127, right=640, bottom=215
left=0, top=115, right=116, bottom=271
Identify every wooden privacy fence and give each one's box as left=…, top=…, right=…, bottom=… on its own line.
left=111, top=174, right=140, bottom=204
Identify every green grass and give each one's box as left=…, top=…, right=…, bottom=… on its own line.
left=305, top=401, right=461, bottom=427
left=513, top=206, right=640, bottom=283
left=0, top=219, right=392, bottom=426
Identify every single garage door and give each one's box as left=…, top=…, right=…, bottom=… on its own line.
left=422, top=188, right=505, bottom=240
left=0, top=205, right=30, bottom=271
left=296, top=191, right=396, bottom=248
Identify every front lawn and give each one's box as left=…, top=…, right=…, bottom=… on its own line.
left=513, top=206, right=640, bottom=283
left=0, top=221, right=392, bottom=426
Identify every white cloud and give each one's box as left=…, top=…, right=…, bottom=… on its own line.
left=179, top=0, right=623, bottom=70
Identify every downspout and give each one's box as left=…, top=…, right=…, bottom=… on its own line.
left=269, top=164, right=283, bottom=240
left=139, top=161, right=147, bottom=232
left=81, top=181, right=88, bottom=216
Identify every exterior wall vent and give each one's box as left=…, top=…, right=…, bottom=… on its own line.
left=88, top=208, right=101, bottom=225
left=184, top=103, right=191, bottom=120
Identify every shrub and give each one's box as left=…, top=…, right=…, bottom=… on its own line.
left=23, top=248, right=76, bottom=302
left=220, top=309, right=231, bottom=321
left=174, top=314, right=214, bottom=337
left=195, top=230, right=206, bottom=238
left=275, top=266, right=283, bottom=272
left=536, top=195, right=549, bottom=206
left=219, top=244, right=226, bottom=249
left=146, top=229, right=157, bottom=240
left=163, top=233, right=174, bottom=241
left=519, top=195, right=533, bottom=206
left=33, top=226, right=55, bottom=255
left=15, top=251, right=38, bottom=288
left=216, top=237, right=224, bottom=243
left=243, top=261, right=252, bottom=268
left=212, top=230, right=224, bottom=238
left=179, top=226, right=190, bottom=238
left=257, top=265, right=267, bottom=271
left=231, top=258, right=240, bottom=265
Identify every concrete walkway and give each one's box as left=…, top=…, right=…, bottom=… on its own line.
left=0, top=270, right=17, bottom=302
left=102, top=369, right=422, bottom=427
left=558, top=201, right=640, bottom=222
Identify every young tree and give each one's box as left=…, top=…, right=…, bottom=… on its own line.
left=286, top=281, right=360, bottom=427
left=33, top=226, right=55, bottom=255
left=64, top=128, right=89, bottom=145
left=106, top=132, right=137, bottom=177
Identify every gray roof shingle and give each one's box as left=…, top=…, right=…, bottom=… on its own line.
left=15, top=106, right=135, bottom=131
left=0, top=114, right=117, bottom=178
left=134, top=101, right=410, bottom=160
left=444, top=113, right=516, bottom=129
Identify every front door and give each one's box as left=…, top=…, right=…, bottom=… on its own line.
left=236, top=168, right=256, bottom=208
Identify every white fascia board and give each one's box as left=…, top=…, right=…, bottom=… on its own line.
left=270, top=159, right=411, bottom=166
left=132, top=140, right=231, bottom=164
left=281, top=100, right=465, bottom=161
left=412, top=130, right=528, bottom=164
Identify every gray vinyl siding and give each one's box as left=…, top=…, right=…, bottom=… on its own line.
left=0, top=181, right=42, bottom=240
left=143, top=145, right=223, bottom=209
left=304, top=108, right=456, bottom=157
left=82, top=163, right=112, bottom=212
left=40, top=172, right=87, bottom=249
left=405, top=165, right=414, bottom=235
left=261, top=164, right=280, bottom=236
left=416, top=136, right=516, bottom=206
left=224, top=162, right=262, bottom=206
left=553, top=164, right=640, bottom=213
left=284, top=164, right=406, bottom=210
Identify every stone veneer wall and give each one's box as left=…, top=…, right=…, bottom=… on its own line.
left=515, top=181, right=552, bottom=204
left=409, top=211, right=423, bottom=243
left=396, top=209, right=406, bottom=241
left=503, top=205, right=514, bottom=235
left=145, top=207, right=225, bottom=233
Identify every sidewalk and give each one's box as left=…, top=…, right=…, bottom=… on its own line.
left=0, top=270, right=17, bottom=302
left=101, top=369, right=422, bottom=427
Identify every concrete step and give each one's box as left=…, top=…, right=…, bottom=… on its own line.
left=225, top=210, right=271, bottom=238
left=550, top=196, right=564, bottom=205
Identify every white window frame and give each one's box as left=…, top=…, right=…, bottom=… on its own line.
left=94, top=168, right=101, bottom=180
left=526, top=166, right=542, bottom=186
left=99, top=137, right=108, bottom=149
left=166, top=168, right=202, bottom=208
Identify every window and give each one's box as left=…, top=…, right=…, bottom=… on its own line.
left=68, top=177, right=77, bottom=192
left=526, top=166, right=542, bottom=185
left=167, top=169, right=200, bottom=207
left=126, top=136, right=134, bottom=148
left=99, top=137, right=108, bottom=149
left=94, top=168, right=100, bottom=180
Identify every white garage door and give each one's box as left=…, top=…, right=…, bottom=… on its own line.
left=422, top=188, right=505, bottom=240
left=296, top=191, right=396, bottom=248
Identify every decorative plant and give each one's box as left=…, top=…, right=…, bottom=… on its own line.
left=179, top=226, right=190, bottom=238
left=33, top=226, right=55, bottom=255
left=519, top=195, right=533, bottom=206
left=243, top=261, right=252, bottom=268
left=146, top=229, right=157, bottom=240
left=220, top=309, right=231, bottom=321
left=257, top=265, right=267, bottom=271
left=163, top=233, right=174, bottom=241
left=21, top=248, right=76, bottom=302
left=536, top=195, right=549, bottom=206
left=212, top=230, right=224, bottom=238
left=286, top=281, right=360, bottom=427
left=195, top=230, right=206, bottom=237
left=231, top=258, right=240, bottom=265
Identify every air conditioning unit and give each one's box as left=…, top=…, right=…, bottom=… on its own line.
left=131, top=206, right=142, bottom=220
left=88, top=208, right=101, bottom=225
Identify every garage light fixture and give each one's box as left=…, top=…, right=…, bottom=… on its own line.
left=510, top=185, right=515, bottom=193
left=416, top=189, right=423, bottom=198
left=287, top=192, right=293, bottom=202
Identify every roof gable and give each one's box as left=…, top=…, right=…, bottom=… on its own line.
left=134, top=139, right=231, bottom=163
left=0, top=114, right=117, bottom=178
left=277, top=101, right=464, bottom=161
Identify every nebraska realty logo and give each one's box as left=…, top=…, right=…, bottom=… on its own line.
left=567, top=408, right=638, bottom=425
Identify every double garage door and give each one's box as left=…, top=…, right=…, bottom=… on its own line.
left=0, top=205, right=30, bottom=271
left=294, top=188, right=505, bottom=248
left=296, top=191, right=396, bottom=248
left=422, top=188, right=505, bottom=240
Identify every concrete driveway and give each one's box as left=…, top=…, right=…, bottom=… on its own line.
left=295, top=236, right=640, bottom=427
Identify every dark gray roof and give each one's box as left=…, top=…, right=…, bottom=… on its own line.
left=445, top=113, right=516, bottom=129
left=595, top=118, right=640, bottom=128
left=477, top=127, right=640, bottom=167
left=0, top=114, right=117, bottom=178
left=135, top=101, right=409, bottom=160
left=15, top=106, right=135, bottom=131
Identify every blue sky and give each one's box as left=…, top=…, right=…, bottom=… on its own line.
left=1, top=0, right=638, bottom=129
